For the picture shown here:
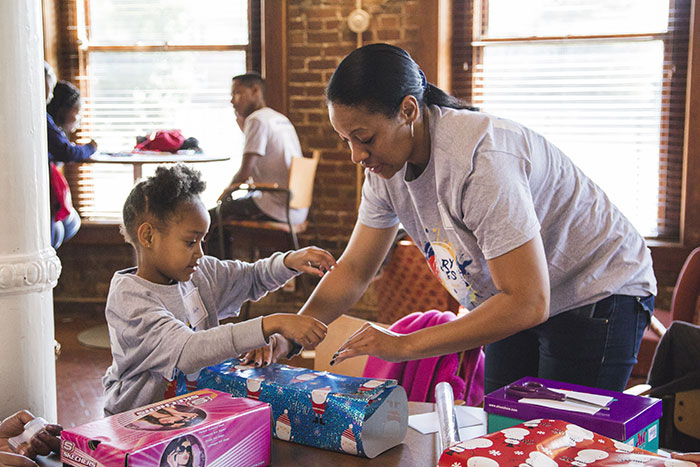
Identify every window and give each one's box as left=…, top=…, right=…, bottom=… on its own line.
left=471, top=0, right=689, bottom=239
left=73, top=0, right=250, bottom=218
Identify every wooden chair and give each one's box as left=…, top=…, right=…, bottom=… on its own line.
left=631, top=246, right=700, bottom=379
left=210, top=150, right=320, bottom=261
left=647, top=321, right=700, bottom=451
left=369, top=235, right=460, bottom=325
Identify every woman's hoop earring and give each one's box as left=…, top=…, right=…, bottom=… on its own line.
left=410, top=121, right=414, bottom=138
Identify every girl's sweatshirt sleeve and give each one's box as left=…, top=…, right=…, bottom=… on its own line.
left=202, top=252, right=300, bottom=320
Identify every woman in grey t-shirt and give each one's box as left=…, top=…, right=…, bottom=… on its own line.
left=249, top=43, right=656, bottom=394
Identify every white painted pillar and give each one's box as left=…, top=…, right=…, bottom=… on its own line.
left=0, top=0, right=61, bottom=421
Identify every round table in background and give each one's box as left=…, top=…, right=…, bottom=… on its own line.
left=88, top=152, right=231, bottom=182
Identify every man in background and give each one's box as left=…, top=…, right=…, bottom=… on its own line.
left=215, top=72, right=307, bottom=227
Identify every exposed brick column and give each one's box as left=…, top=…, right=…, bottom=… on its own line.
left=286, top=1, right=421, bottom=256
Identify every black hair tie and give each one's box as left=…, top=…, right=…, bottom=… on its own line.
left=418, top=69, right=428, bottom=91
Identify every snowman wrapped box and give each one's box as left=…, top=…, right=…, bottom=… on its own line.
left=185, top=358, right=408, bottom=458
left=438, top=419, right=698, bottom=467
left=61, top=389, right=271, bottom=467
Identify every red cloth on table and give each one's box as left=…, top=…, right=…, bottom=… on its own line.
left=134, top=129, right=185, bottom=153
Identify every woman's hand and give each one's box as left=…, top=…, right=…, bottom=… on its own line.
left=242, top=334, right=293, bottom=367
left=331, top=323, right=407, bottom=365
left=284, top=247, right=337, bottom=277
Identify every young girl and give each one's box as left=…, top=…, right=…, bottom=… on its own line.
left=103, top=164, right=336, bottom=415
left=45, top=77, right=98, bottom=247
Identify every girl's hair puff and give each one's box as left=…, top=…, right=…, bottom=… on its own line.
left=121, top=164, right=206, bottom=246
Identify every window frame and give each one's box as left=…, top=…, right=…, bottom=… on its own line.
left=468, top=0, right=689, bottom=242
left=444, top=0, right=700, bottom=305
left=65, top=0, right=254, bottom=219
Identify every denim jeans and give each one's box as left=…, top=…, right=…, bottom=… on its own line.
left=51, top=207, right=81, bottom=248
left=484, top=294, right=654, bottom=394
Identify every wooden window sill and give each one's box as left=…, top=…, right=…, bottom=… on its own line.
left=70, top=219, right=126, bottom=245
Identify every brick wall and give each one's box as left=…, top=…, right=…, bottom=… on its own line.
left=254, top=0, right=423, bottom=320
left=52, top=0, right=452, bottom=323
left=451, top=0, right=474, bottom=103
left=286, top=0, right=421, bottom=257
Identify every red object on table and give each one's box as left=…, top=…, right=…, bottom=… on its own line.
left=133, top=129, right=185, bottom=153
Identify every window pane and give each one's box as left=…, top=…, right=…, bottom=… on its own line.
left=89, top=0, right=248, bottom=44
left=486, top=0, right=669, bottom=38
left=473, top=40, right=664, bottom=236
left=83, top=51, right=246, bottom=217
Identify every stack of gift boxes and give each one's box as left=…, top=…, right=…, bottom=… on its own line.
left=61, top=363, right=674, bottom=466
left=61, top=359, right=409, bottom=466
left=484, top=377, right=662, bottom=451
left=437, top=376, right=672, bottom=466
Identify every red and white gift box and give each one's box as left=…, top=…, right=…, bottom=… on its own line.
left=438, top=419, right=699, bottom=467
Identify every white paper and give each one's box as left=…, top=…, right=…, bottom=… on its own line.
left=518, top=388, right=615, bottom=415
left=408, top=406, right=483, bottom=435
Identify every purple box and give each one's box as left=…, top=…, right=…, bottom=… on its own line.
left=61, top=389, right=271, bottom=467
left=484, top=377, right=662, bottom=451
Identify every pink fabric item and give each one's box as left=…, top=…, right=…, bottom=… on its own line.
left=362, top=310, right=485, bottom=405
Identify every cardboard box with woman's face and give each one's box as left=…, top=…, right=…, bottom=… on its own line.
left=61, top=389, right=271, bottom=466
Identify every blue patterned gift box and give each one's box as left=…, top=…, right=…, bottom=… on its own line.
left=179, top=358, right=408, bottom=458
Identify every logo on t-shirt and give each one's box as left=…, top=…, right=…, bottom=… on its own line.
left=423, top=239, right=480, bottom=308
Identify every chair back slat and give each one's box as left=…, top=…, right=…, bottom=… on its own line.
left=288, top=150, right=320, bottom=210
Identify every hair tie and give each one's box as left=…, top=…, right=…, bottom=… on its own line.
left=418, top=69, right=428, bottom=92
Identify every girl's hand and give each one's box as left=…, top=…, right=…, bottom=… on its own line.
left=284, top=247, right=337, bottom=277
left=262, top=314, right=327, bottom=350
left=331, top=323, right=407, bottom=366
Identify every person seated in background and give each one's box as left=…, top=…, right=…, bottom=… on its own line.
left=208, top=73, right=307, bottom=257
left=44, top=64, right=98, bottom=248
left=0, top=410, right=62, bottom=466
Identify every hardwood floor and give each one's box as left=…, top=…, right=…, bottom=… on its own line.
left=54, top=304, right=112, bottom=428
